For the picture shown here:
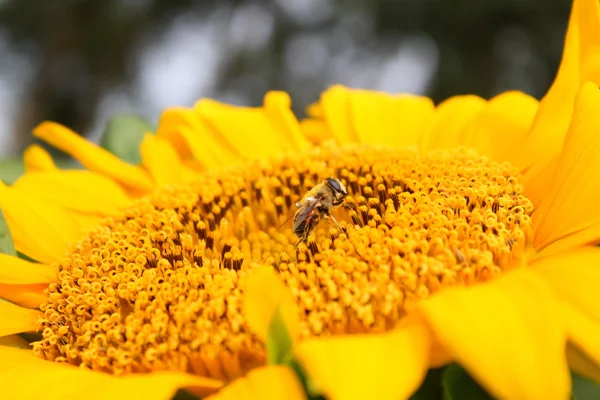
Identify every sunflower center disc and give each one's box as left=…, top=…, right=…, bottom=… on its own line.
left=35, top=143, right=534, bottom=378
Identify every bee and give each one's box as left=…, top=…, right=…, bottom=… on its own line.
left=293, top=177, right=348, bottom=247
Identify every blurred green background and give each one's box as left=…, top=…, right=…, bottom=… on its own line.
left=0, top=0, right=572, bottom=162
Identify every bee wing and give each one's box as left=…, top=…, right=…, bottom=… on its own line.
left=276, top=195, right=323, bottom=232
left=295, top=195, right=315, bottom=208
left=293, top=194, right=324, bottom=226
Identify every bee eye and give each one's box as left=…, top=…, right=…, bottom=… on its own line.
left=326, top=178, right=342, bottom=193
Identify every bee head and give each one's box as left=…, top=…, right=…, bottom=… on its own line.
left=326, top=177, right=347, bottom=205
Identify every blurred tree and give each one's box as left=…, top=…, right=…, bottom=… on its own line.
left=0, top=0, right=572, bottom=153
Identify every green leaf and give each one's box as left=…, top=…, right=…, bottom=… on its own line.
left=410, top=368, right=443, bottom=400
left=17, top=252, right=36, bottom=262
left=266, top=309, right=324, bottom=399
left=572, top=372, right=600, bottom=400
left=0, top=158, right=25, bottom=184
left=442, top=364, right=493, bottom=400
left=0, top=208, right=16, bottom=256
left=266, top=305, right=294, bottom=365
left=19, top=332, right=43, bottom=343
left=286, top=358, right=326, bottom=400
left=100, top=114, right=155, bottom=165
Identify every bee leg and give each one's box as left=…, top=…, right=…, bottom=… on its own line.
left=295, top=216, right=316, bottom=248
left=328, top=214, right=346, bottom=234
left=295, top=227, right=310, bottom=248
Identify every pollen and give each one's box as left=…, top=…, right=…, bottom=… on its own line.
left=33, top=142, right=533, bottom=380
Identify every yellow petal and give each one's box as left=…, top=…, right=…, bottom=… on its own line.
left=347, top=89, right=435, bottom=148
left=294, top=320, right=430, bottom=400
left=23, top=145, right=57, bottom=172
left=560, top=302, right=600, bottom=382
left=194, top=99, right=289, bottom=161
left=0, top=253, right=56, bottom=284
left=0, top=254, right=56, bottom=308
left=139, top=134, right=197, bottom=186
left=312, top=85, right=435, bottom=149
left=416, top=268, right=569, bottom=400
left=158, top=92, right=306, bottom=169
left=302, top=103, right=330, bottom=144
left=316, top=85, right=358, bottom=144
left=12, top=170, right=131, bottom=216
left=533, top=246, right=600, bottom=324
left=533, top=82, right=600, bottom=255
left=396, top=314, right=452, bottom=368
left=207, top=365, right=305, bottom=400
left=460, top=91, right=538, bottom=169
left=0, top=301, right=40, bottom=336
left=242, top=267, right=300, bottom=341
left=263, top=91, right=311, bottom=152
left=0, top=182, right=81, bottom=264
left=0, top=284, right=47, bottom=308
left=306, top=102, right=323, bottom=118
left=154, top=108, right=194, bottom=158
left=0, top=334, right=30, bottom=349
left=156, top=108, right=236, bottom=169
left=420, top=94, right=486, bottom=151
left=0, top=346, right=223, bottom=399
left=299, top=119, right=331, bottom=145
left=567, top=343, right=600, bottom=385
left=33, top=122, right=154, bottom=193
left=522, top=153, right=558, bottom=209
left=520, top=0, right=600, bottom=180
left=538, top=225, right=600, bottom=261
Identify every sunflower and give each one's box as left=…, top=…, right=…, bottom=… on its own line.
left=2, top=0, right=600, bottom=399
